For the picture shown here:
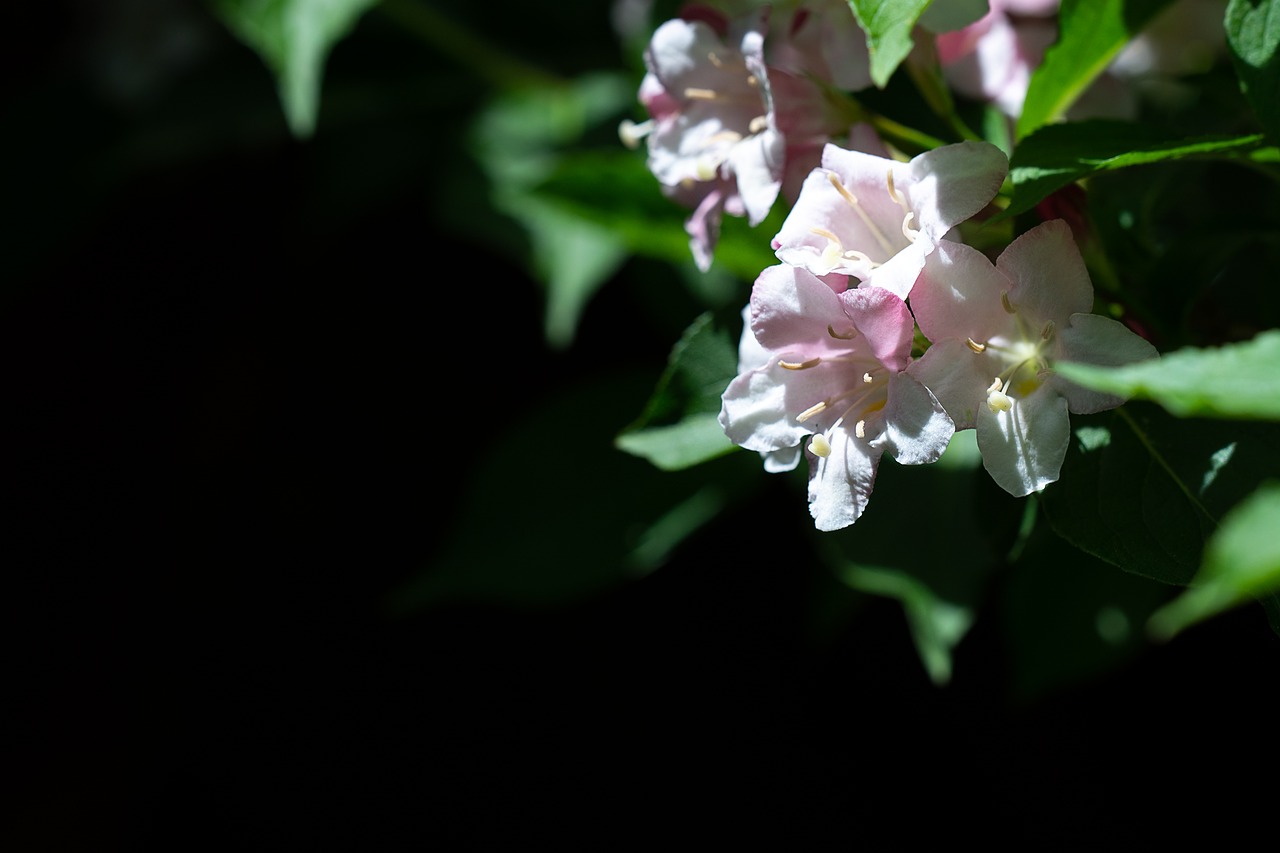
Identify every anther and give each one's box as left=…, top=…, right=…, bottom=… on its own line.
left=618, top=119, right=653, bottom=149
left=1001, top=291, right=1016, bottom=314
left=827, top=325, right=857, bottom=340
left=809, top=433, right=832, bottom=458
left=901, top=212, right=919, bottom=242
left=1041, top=320, right=1056, bottom=340
left=854, top=420, right=867, bottom=439
left=779, top=357, right=821, bottom=370
left=966, top=338, right=986, bottom=353
left=985, top=377, right=1013, bottom=414
left=684, top=87, right=717, bottom=100
left=862, top=372, right=873, bottom=384
left=748, top=115, right=769, bottom=134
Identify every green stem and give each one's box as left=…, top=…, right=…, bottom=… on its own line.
left=377, top=0, right=563, bottom=92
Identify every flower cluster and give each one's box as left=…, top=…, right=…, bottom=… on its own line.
left=629, top=1, right=1161, bottom=530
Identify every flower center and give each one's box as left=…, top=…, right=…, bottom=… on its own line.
left=808, top=168, right=918, bottom=274
left=971, top=298, right=1057, bottom=413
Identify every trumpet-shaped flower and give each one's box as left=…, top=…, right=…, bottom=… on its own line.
left=906, top=220, right=1159, bottom=497
left=770, top=140, right=1008, bottom=299
left=720, top=264, right=954, bottom=531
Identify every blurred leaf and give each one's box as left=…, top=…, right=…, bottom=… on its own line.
left=1003, top=120, right=1268, bottom=219
left=1147, top=481, right=1280, bottom=640
left=1056, top=329, right=1280, bottom=419
left=847, top=0, right=934, bottom=88
left=392, top=370, right=755, bottom=611
left=1042, top=403, right=1280, bottom=586
left=1017, top=0, right=1175, bottom=140
left=821, top=431, right=1011, bottom=685
left=1226, top=0, right=1280, bottom=144
left=616, top=309, right=742, bottom=470
left=213, top=0, right=380, bottom=138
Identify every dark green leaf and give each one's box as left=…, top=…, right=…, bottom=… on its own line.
left=1226, top=0, right=1280, bottom=143
left=1004, top=120, right=1266, bottom=219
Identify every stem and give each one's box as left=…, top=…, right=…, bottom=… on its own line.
left=377, top=0, right=564, bottom=92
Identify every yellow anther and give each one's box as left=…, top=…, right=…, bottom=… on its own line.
left=966, top=338, right=987, bottom=353
left=684, top=87, right=717, bottom=100
left=797, top=401, right=827, bottom=422
left=854, top=419, right=867, bottom=439
left=779, top=357, right=821, bottom=370
left=1041, top=320, right=1056, bottom=340
left=809, top=433, right=832, bottom=458
left=862, top=372, right=874, bottom=384
left=827, top=325, right=858, bottom=340
left=1001, top=291, right=1016, bottom=314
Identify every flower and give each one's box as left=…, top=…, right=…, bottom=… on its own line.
left=720, top=264, right=954, bottom=530
left=906, top=219, right=1159, bottom=496
left=770, top=140, right=1008, bottom=299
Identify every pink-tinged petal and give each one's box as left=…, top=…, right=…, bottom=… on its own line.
left=997, top=219, right=1093, bottom=324
left=808, top=426, right=883, bottom=531
left=861, top=240, right=927, bottom=300
left=910, top=238, right=1015, bottom=344
left=904, top=140, right=1009, bottom=244
left=838, top=285, right=915, bottom=370
left=727, top=126, right=785, bottom=226
left=873, top=373, right=955, bottom=465
left=719, top=362, right=810, bottom=454
left=684, top=187, right=726, bottom=272
left=907, top=338, right=1000, bottom=430
left=1050, top=312, right=1160, bottom=414
left=976, top=384, right=1070, bottom=496
left=750, top=264, right=850, bottom=355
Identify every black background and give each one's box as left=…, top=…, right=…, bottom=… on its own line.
left=10, top=2, right=1279, bottom=849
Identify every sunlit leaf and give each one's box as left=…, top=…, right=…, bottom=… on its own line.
left=1017, top=0, right=1175, bottom=140
left=847, top=0, right=934, bottom=88
left=1056, top=329, right=1280, bottom=419
left=1147, top=481, right=1280, bottom=640
left=213, top=0, right=381, bottom=138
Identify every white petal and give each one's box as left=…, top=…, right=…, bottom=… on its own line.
left=976, top=385, right=1070, bottom=497
left=807, top=425, right=882, bottom=531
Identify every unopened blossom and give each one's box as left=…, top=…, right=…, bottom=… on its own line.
left=906, top=220, right=1159, bottom=497
left=770, top=140, right=1008, bottom=299
left=720, top=264, right=953, bottom=531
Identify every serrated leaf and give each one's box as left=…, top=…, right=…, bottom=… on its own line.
left=1056, top=329, right=1280, bottom=419
left=1227, top=0, right=1280, bottom=144
left=1147, top=481, right=1280, bottom=639
left=1017, top=0, right=1175, bottom=140
left=213, top=0, right=380, bottom=138
left=1003, top=120, right=1267, bottom=218
left=847, top=0, right=934, bottom=88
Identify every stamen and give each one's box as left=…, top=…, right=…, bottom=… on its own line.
left=966, top=338, right=987, bottom=353
left=901, top=212, right=919, bottom=242
left=747, top=115, right=769, bottom=134
left=618, top=119, right=653, bottom=149
left=827, top=325, right=857, bottom=340
left=1041, top=320, right=1056, bottom=340
left=707, top=52, right=723, bottom=68
left=854, top=419, right=867, bottom=439
left=862, top=372, right=873, bottom=384
left=797, top=401, right=827, bottom=422
left=684, top=87, right=717, bottom=100
left=886, top=169, right=906, bottom=207
left=809, top=433, right=832, bottom=458
left=1001, top=291, right=1016, bottom=314
left=826, top=172, right=896, bottom=256
left=985, top=377, right=1013, bottom=413
left=779, top=357, right=821, bottom=370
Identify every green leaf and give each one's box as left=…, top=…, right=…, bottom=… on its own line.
left=1042, top=404, right=1280, bottom=586
left=847, top=0, right=934, bottom=88
left=213, top=0, right=380, bottom=138
left=1056, top=329, right=1280, bottom=419
left=1226, top=0, right=1280, bottom=144
left=615, top=310, right=742, bottom=470
left=1016, top=0, right=1176, bottom=140
left=1003, top=120, right=1267, bottom=219
left=1147, top=480, right=1280, bottom=640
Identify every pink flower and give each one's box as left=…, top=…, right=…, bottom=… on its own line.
left=720, top=264, right=953, bottom=530
left=906, top=220, right=1159, bottom=496
left=934, top=0, right=1058, bottom=119
left=770, top=140, right=1008, bottom=299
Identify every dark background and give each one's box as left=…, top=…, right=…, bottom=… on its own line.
left=10, top=1, right=1278, bottom=849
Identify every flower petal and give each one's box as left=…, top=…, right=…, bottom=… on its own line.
left=1050, top=312, right=1160, bottom=414
left=909, top=238, right=1015, bottom=344
left=997, top=219, right=1093, bottom=324
left=874, top=373, right=955, bottom=465
left=904, top=140, right=1008, bottom=244
left=807, top=425, right=883, bottom=531
left=838, top=285, right=916, bottom=370
left=976, top=384, right=1070, bottom=497
left=907, top=338, right=998, bottom=430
